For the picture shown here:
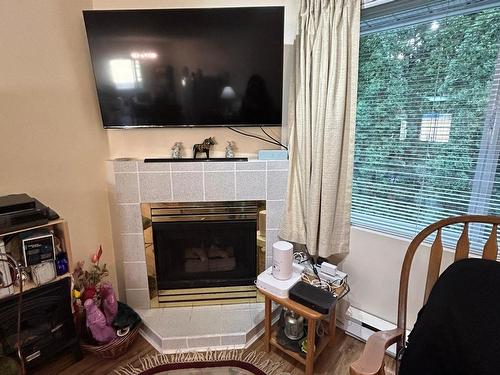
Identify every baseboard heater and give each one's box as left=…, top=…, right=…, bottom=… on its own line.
left=341, top=306, right=400, bottom=357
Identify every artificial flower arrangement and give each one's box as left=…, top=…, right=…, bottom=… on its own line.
left=72, top=246, right=118, bottom=343
left=72, top=246, right=142, bottom=357
left=72, top=245, right=109, bottom=303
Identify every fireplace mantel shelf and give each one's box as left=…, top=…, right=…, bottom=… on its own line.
left=144, top=158, right=249, bottom=163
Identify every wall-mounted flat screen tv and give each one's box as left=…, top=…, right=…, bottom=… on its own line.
left=83, top=7, right=284, bottom=128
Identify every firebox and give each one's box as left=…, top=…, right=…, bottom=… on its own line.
left=141, top=201, right=265, bottom=307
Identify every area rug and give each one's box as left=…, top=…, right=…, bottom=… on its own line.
left=114, top=350, right=287, bottom=375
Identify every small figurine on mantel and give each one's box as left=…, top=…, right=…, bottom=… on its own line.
left=193, top=137, right=216, bottom=159
left=171, top=142, right=183, bottom=159
left=225, top=141, right=235, bottom=158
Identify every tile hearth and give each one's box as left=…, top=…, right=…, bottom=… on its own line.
left=109, top=159, right=288, bottom=352
left=137, top=303, right=279, bottom=353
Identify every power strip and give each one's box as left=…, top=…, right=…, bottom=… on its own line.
left=295, top=262, right=347, bottom=284
left=317, top=270, right=347, bottom=285
left=315, top=263, right=347, bottom=279
left=320, top=262, right=338, bottom=277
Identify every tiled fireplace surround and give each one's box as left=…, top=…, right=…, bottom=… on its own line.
left=110, top=159, right=289, bottom=352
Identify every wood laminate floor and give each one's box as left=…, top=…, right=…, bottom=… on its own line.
left=32, top=329, right=396, bottom=375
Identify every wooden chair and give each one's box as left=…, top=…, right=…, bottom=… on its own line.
left=349, top=215, right=500, bottom=375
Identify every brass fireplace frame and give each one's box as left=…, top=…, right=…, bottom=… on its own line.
left=141, top=200, right=266, bottom=308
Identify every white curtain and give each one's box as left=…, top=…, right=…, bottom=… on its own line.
left=280, top=0, right=360, bottom=258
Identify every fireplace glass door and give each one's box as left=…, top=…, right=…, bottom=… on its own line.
left=153, top=220, right=257, bottom=290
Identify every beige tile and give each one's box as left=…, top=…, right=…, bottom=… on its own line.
left=125, top=289, right=150, bottom=309
left=139, top=173, right=172, bottom=202
left=266, top=200, right=285, bottom=229
left=236, top=161, right=266, bottom=171
left=114, top=173, right=139, bottom=203
left=138, top=161, right=170, bottom=172
left=267, top=170, right=288, bottom=200
left=123, top=262, right=148, bottom=289
left=221, top=333, right=246, bottom=347
left=187, top=335, right=221, bottom=349
left=220, top=310, right=253, bottom=334
left=163, top=337, right=188, bottom=351
left=204, top=171, right=235, bottom=201
left=204, top=162, right=235, bottom=171
left=117, top=204, right=142, bottom=234
left=113, top=160, right=137, bottom=172
left=186, top=307, right=223, bottom=335
left=265, top=229, right=280, bottom=258
left=172, top=172, right=204, bottom=201
left=236, top=171, right=266, bottom=200
left=171, top=162, right=203, bottom=171
left=267, top=160, right=289, bottom=170
left=121, top=234, right=145, bottom=262
left=156, top=307, right=193, bottom=337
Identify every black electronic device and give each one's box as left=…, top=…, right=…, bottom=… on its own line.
left=21, top=233, right=56, bottom=267
left=83, top=7, right=284, bottom=128
left=0, top=277, right=81, bottom=369
left=289, top=281, right=337, bottom=315
left=0, top=194, right=36, bottom=214
left=0, top=194, right=60, bottom=234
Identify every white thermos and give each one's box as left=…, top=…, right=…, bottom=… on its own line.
left=272, top=241, right=293, bottom=280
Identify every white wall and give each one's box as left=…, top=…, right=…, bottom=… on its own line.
left=0, top=0, right=118, bottom=288
left=92, top=0, right=299, bottom=159
left=342, top=227, right=455, bottom=328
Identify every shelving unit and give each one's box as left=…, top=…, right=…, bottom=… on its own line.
left=0, top=219, right=73, bottom=297
left=258, top=287, right=336, bottom=375
left=0, top=219, right=79, bottom=370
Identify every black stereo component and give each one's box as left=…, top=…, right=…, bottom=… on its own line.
left=0, top=277, right=81, bottom=370
left=289, top=281, right=337, bottom=315
left=21, top=233, right=55, bottom=267
left=0, top=194, right=59, bottom=234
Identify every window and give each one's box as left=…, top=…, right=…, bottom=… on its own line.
left=419, top=113, right=451, bottom=143
left=352, top=7, right=500, bottom=248
left=109, top=59, right=142, bottom=90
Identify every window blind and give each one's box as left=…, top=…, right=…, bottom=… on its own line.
left=352, top=6, right=500, bottom=250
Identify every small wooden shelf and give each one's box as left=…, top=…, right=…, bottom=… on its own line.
left=260, top=288, right=324, bottom=320
left=0, top=219, right=73, bottom=299
left=259, top=287, right=336, bottom=375
left=269, top=327, right=331, bottom=365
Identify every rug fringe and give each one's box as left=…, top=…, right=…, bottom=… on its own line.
left=114, top=348, right=289, bottom=375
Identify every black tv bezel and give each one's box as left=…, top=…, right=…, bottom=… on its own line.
left=83, top=7, right=285, bottom=129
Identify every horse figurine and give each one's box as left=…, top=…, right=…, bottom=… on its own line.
left=193, top=137, right=216, bottom=159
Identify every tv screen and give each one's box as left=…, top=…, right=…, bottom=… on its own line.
left=83, top=7, right=284, bottom=128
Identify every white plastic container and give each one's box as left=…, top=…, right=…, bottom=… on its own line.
left=272, top=241, right=293, bottom=280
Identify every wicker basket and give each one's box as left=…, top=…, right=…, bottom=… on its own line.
left=80, top=322, right=142, bottom=359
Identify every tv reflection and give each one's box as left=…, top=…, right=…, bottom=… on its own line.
left=240, top=75, right=276, bottom=124
left=101, top=60, right=278, bottom=126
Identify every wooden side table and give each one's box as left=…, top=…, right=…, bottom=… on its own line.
left=258, top=287, right=336, bottom=375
